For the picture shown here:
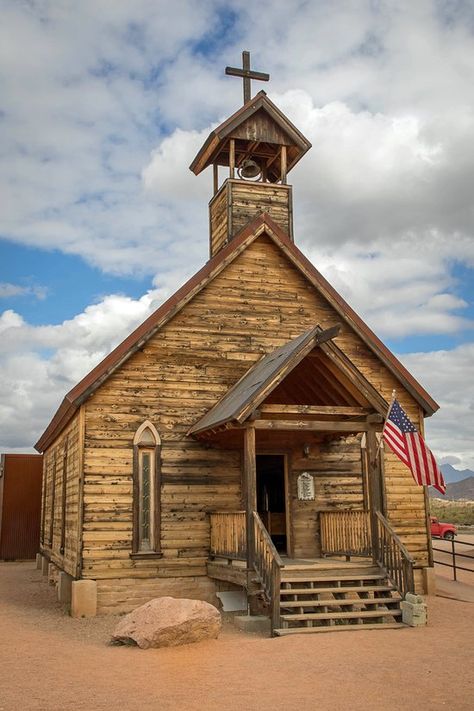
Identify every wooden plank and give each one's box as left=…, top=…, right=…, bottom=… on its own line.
left=260, top=405, right=371, bottom=417
left=252, top=420, right=371, bottom=432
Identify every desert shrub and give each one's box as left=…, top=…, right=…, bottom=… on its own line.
left=430, top=499, right=474, bottom=525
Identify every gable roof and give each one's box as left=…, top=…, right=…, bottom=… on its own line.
left=189, top=91, right=312, bottom=179
left=188, top=325, right=341, bottom=436
left=35, top=213, right=438, bottom=452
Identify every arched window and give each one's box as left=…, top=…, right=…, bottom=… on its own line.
left=132, top=421, right=162, bottom=557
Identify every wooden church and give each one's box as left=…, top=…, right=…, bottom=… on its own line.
left=35, top=54, right=437, bottom=635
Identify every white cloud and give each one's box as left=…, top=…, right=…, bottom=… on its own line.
left=0, top=290, right=163, bottom=449
left=0, top=1, right=473, bottom=465
left=0, top=283, right=47, bottom=300
left=401, top=344, right=474, bottom=470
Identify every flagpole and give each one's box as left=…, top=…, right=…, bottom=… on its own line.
left=374, top=389, right=396, bottom=461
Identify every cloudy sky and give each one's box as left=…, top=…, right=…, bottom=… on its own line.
left=1, top=1, right=473, bottom=469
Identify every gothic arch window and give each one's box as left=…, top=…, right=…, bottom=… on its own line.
left=132, top=421, right=162, bottom=557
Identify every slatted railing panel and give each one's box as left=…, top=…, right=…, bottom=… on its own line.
left=320, top=510, right=372, bottom=557
left=209, top=511, right=246, bottom=559
left=375, top=511, right=415, bottom=598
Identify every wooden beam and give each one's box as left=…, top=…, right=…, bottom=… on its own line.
left=367, top=413, right=384, bottom=424
left=252, top=419, right=375, bottom=432
left=213, top=163, right=218, bottom=195
left=236, top=324, right=341, bottom=423
left=244, top=426, right=256, bottom=572
left=259, top=405, right=371, bottom=417
left=281, top=145, right=287, bottom=184
left=229, top=138, right=235, bottom=178
left=318, top=340, right=388, bottom=414
left=367, top=423, right=382, bottom=561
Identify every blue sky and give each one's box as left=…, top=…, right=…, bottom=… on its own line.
left=1, top=1, right=473, bottom=468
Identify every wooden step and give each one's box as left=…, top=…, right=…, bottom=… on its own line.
left=281, top=572, right=387, bottom=583
left=282, top=561, right=379, bottom=573
left=281, top=609, right=402, bottom=622
left=280, top=585, right=397, bottom=595
left=280, top=596, right=401, bottom=609
left=274, top=622, right=406, bottom=636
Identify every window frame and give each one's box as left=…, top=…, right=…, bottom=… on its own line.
left=131, top=421, right=162, bottom=558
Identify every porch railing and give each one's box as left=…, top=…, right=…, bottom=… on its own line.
left=375, top=511, right=415, bottom=597
left=320, top=510, right=372, bottom=557
left=253, top=511, right=283, bottom=633
left=209, top=511, right=246, bottom=559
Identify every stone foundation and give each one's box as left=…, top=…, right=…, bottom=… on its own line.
left=96, top=576, right=232, bottom=615
left=71, top=580, right=97, bottom=618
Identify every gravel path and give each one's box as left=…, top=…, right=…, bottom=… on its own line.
left=0, top=562, right=473, bottom=711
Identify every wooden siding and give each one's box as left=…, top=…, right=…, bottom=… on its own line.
left=230, top=109, right=292, bottom=145
left=81, top=233, right=430, bottom=585
left=41, top=410, right=82, bottom=577
left=290, top=436, right=365, bottom=558
left=209, top=180, right=292, bottom=257
left=209, top=184, right=228, bottom=257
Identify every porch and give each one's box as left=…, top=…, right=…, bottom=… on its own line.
left=207, top=509, right=415, bottom=635
left=188, top=324, right=417, bottom=634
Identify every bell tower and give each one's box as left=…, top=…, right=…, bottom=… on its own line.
left=189, top=52, right=312, bottom=259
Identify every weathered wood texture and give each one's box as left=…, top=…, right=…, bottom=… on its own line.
left=209, top=511, right=246, bottom=559
left=320, top=510, right=371, bottom=557
left=290, top=436, right=366, bottom=558
left=40, top=410, right=82, bottom=577
left=231, top=110, right=290, bottom=145
left=45, top=232, right=429, bottom=592
left=209, top=180, right=292, bottom=257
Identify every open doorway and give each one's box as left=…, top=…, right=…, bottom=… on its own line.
left=256, top=454, right=288, bottom=554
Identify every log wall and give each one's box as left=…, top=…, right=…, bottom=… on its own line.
left=290, top=436, right=365, bottom=558
left=209, top=180, right=292, bottom=257
left=44, top=231, right=430, bottom=601
left=41, top=409, right=83, bottom=577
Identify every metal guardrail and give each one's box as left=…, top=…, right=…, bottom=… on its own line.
left=432, top=537, right=474, bottom=581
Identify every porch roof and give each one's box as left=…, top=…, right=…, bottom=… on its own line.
left=188, top=324, right=342, bottom=436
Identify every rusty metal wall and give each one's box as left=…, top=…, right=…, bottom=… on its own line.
left=0, top=454, right=43, bottom=560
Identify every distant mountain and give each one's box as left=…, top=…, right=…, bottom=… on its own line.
left=430, top=475, right=474, bottom=500
left=440, top=463, right=474, bottom=484
left=444, top=477, right=474, bottom=501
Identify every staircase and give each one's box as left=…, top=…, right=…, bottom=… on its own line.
left=273, top=564, right=403, bottom=636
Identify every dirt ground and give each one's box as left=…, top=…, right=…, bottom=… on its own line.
left=0, top=563, right=473, bottom=711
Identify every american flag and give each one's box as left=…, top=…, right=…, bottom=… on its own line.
left=382, top=398, right=446, bottom=495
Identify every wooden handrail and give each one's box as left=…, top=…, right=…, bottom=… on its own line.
left=252, top=512, right=283, bottom=634
left=253, top=511, right=283, bottom=568
left=375, top=511, right=415, bottom=597
left=209, top=511, right=246, bottom=559
left=320, top=510, right=372, bottom=558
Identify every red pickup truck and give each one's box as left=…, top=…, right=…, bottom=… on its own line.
left=430, top=516, right=457, bottom=540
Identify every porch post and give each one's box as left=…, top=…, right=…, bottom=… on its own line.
left=244, top=425, right=257, bottom=572
left=366, top=418, right=383, bottom=562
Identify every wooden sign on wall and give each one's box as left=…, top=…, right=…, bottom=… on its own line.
left=297, top=472, right=315, bottom=501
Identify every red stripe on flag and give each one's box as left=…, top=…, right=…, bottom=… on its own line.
left=383, top=426, right=410, bottom=467
left=385, top=439, right=410, bottom=467
left=405, top=435, right=422, bottom=485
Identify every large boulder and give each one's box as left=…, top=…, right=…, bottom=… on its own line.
left=111, top=597, right=221, bottom=649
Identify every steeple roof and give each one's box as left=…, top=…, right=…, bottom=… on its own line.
left=189, top=91, right=311, bottom=182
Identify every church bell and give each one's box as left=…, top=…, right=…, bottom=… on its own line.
left=238, top=158, right=261, bottom=180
